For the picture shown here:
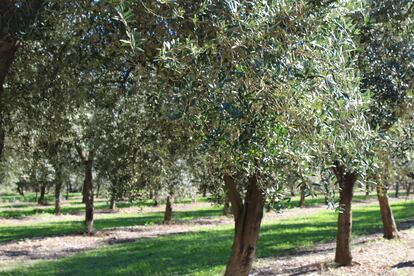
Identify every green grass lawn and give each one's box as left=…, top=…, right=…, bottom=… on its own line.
left=0, top=206, right=223, bottom=243
left=0, top=193, right=209, bottom=218
left=1, top=200, right=413, bottom=276
left=0, top=192, right=219, bottom=243
left=281, top=193, right=378, bottom=209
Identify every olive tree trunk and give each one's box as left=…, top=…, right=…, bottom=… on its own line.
left=96, top=180, right=101, bottom=199
left=299, top=185, right=305, bottom=208
left=0, top=127, right=4, bottom=160
left=163, top=196, right=172, bottom=224
left=38, top=183, right=47, bottom=205
left=395, top=183, right=399, bottom=198
left=17, top=184, right=24, bottom=196
left=81, top=182, right=86, bottom=204
left=332, top=163, right=356, bottom=266
left=76, top=145, right=94, bottom=235
left=365, top=186, right=370, bottom=199
left=223, top=173, right=264, bottom=276
left=153, top=190, right=160, bottom=207
left=83, top=159, right=94, bottom=234
left=109, top=191, right=116, bottom=210
left=109, top=197, right=116, bottom=210
left=376, top=184, right=398, bottom=239
left=54, top=163, right=63, bottom=216
left=108, top=181, right=117, bottom=210
left=406, top=173, right=413, bottom=197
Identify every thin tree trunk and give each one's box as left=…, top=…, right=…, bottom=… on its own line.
left=54, top=164, right=63, bottom=216
left=299, top=185, right=305, bottom=208
left=65, top=181, right=70, bottom=200
left=395, top=182, right=399, bottom=198
left=153, top=190, right=160, bottom=207
left=202, top=185, right=207, bottom=197
left=406, top=183, right=412, bottom=197
left=38, top=183, right=47, bottom=205
left=96, top=180, right=101, bottom=199
left=332, top=163, right=356, bottom=266
left=83, top=159, right=94, bottom=234
left=0, top=126, right=4, bottom=160
left=163, top=196, right=172, bottom=224
left=408, top=173, right=414, bottom=197
left=224, top=173, right=264, bottom=276
left=365, top=186, right=370, bottom=199
left=109, top=194, right=116, bottom=210
left=17, top=185, right=24, bottom=196
left=377, top=184, right=399, bottom=239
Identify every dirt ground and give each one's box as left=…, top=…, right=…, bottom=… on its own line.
left=252, top=226, right=414, bottom=276
left=0, top=200, right=413, bottom=275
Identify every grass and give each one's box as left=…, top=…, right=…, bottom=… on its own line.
left=0, top=192, right=218, bottom=242
left=0, top=193, right=209, bottom=218
left=0, top=206, right=223, bottom=243
left=281, top=193, right=377, bottom=209
left=0, top=192, right=81, bottom=203
left=1, top=199, right=413, bottom=275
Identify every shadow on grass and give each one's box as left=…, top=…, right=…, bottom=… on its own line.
left=0, top=193, right=81, bottom=203
left=3, top=201, right=414, bottom=275
left=283, top=194, right=377, bottom=209
left=0, top=197, right=209, bottom=219
left=0, top=208, right=223, bottom=243
left=0, top=203, right=109, bottom=218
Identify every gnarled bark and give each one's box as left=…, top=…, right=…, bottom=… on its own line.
left=224, top=173, right=264, bottom=276
left=377, top=184, right=398, bottom=239
left=332, top=163, right=356, bottom=266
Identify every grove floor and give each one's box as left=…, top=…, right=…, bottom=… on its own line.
left=0, top=194, right=413, bottom=275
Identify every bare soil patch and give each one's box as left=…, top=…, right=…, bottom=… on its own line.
left=251, top=227, right=414, bottom=276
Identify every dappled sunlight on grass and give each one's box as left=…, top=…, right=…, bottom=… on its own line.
left=0, top=206, right=223, bottom=243
left=2, top=200, right=413, bottom=275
